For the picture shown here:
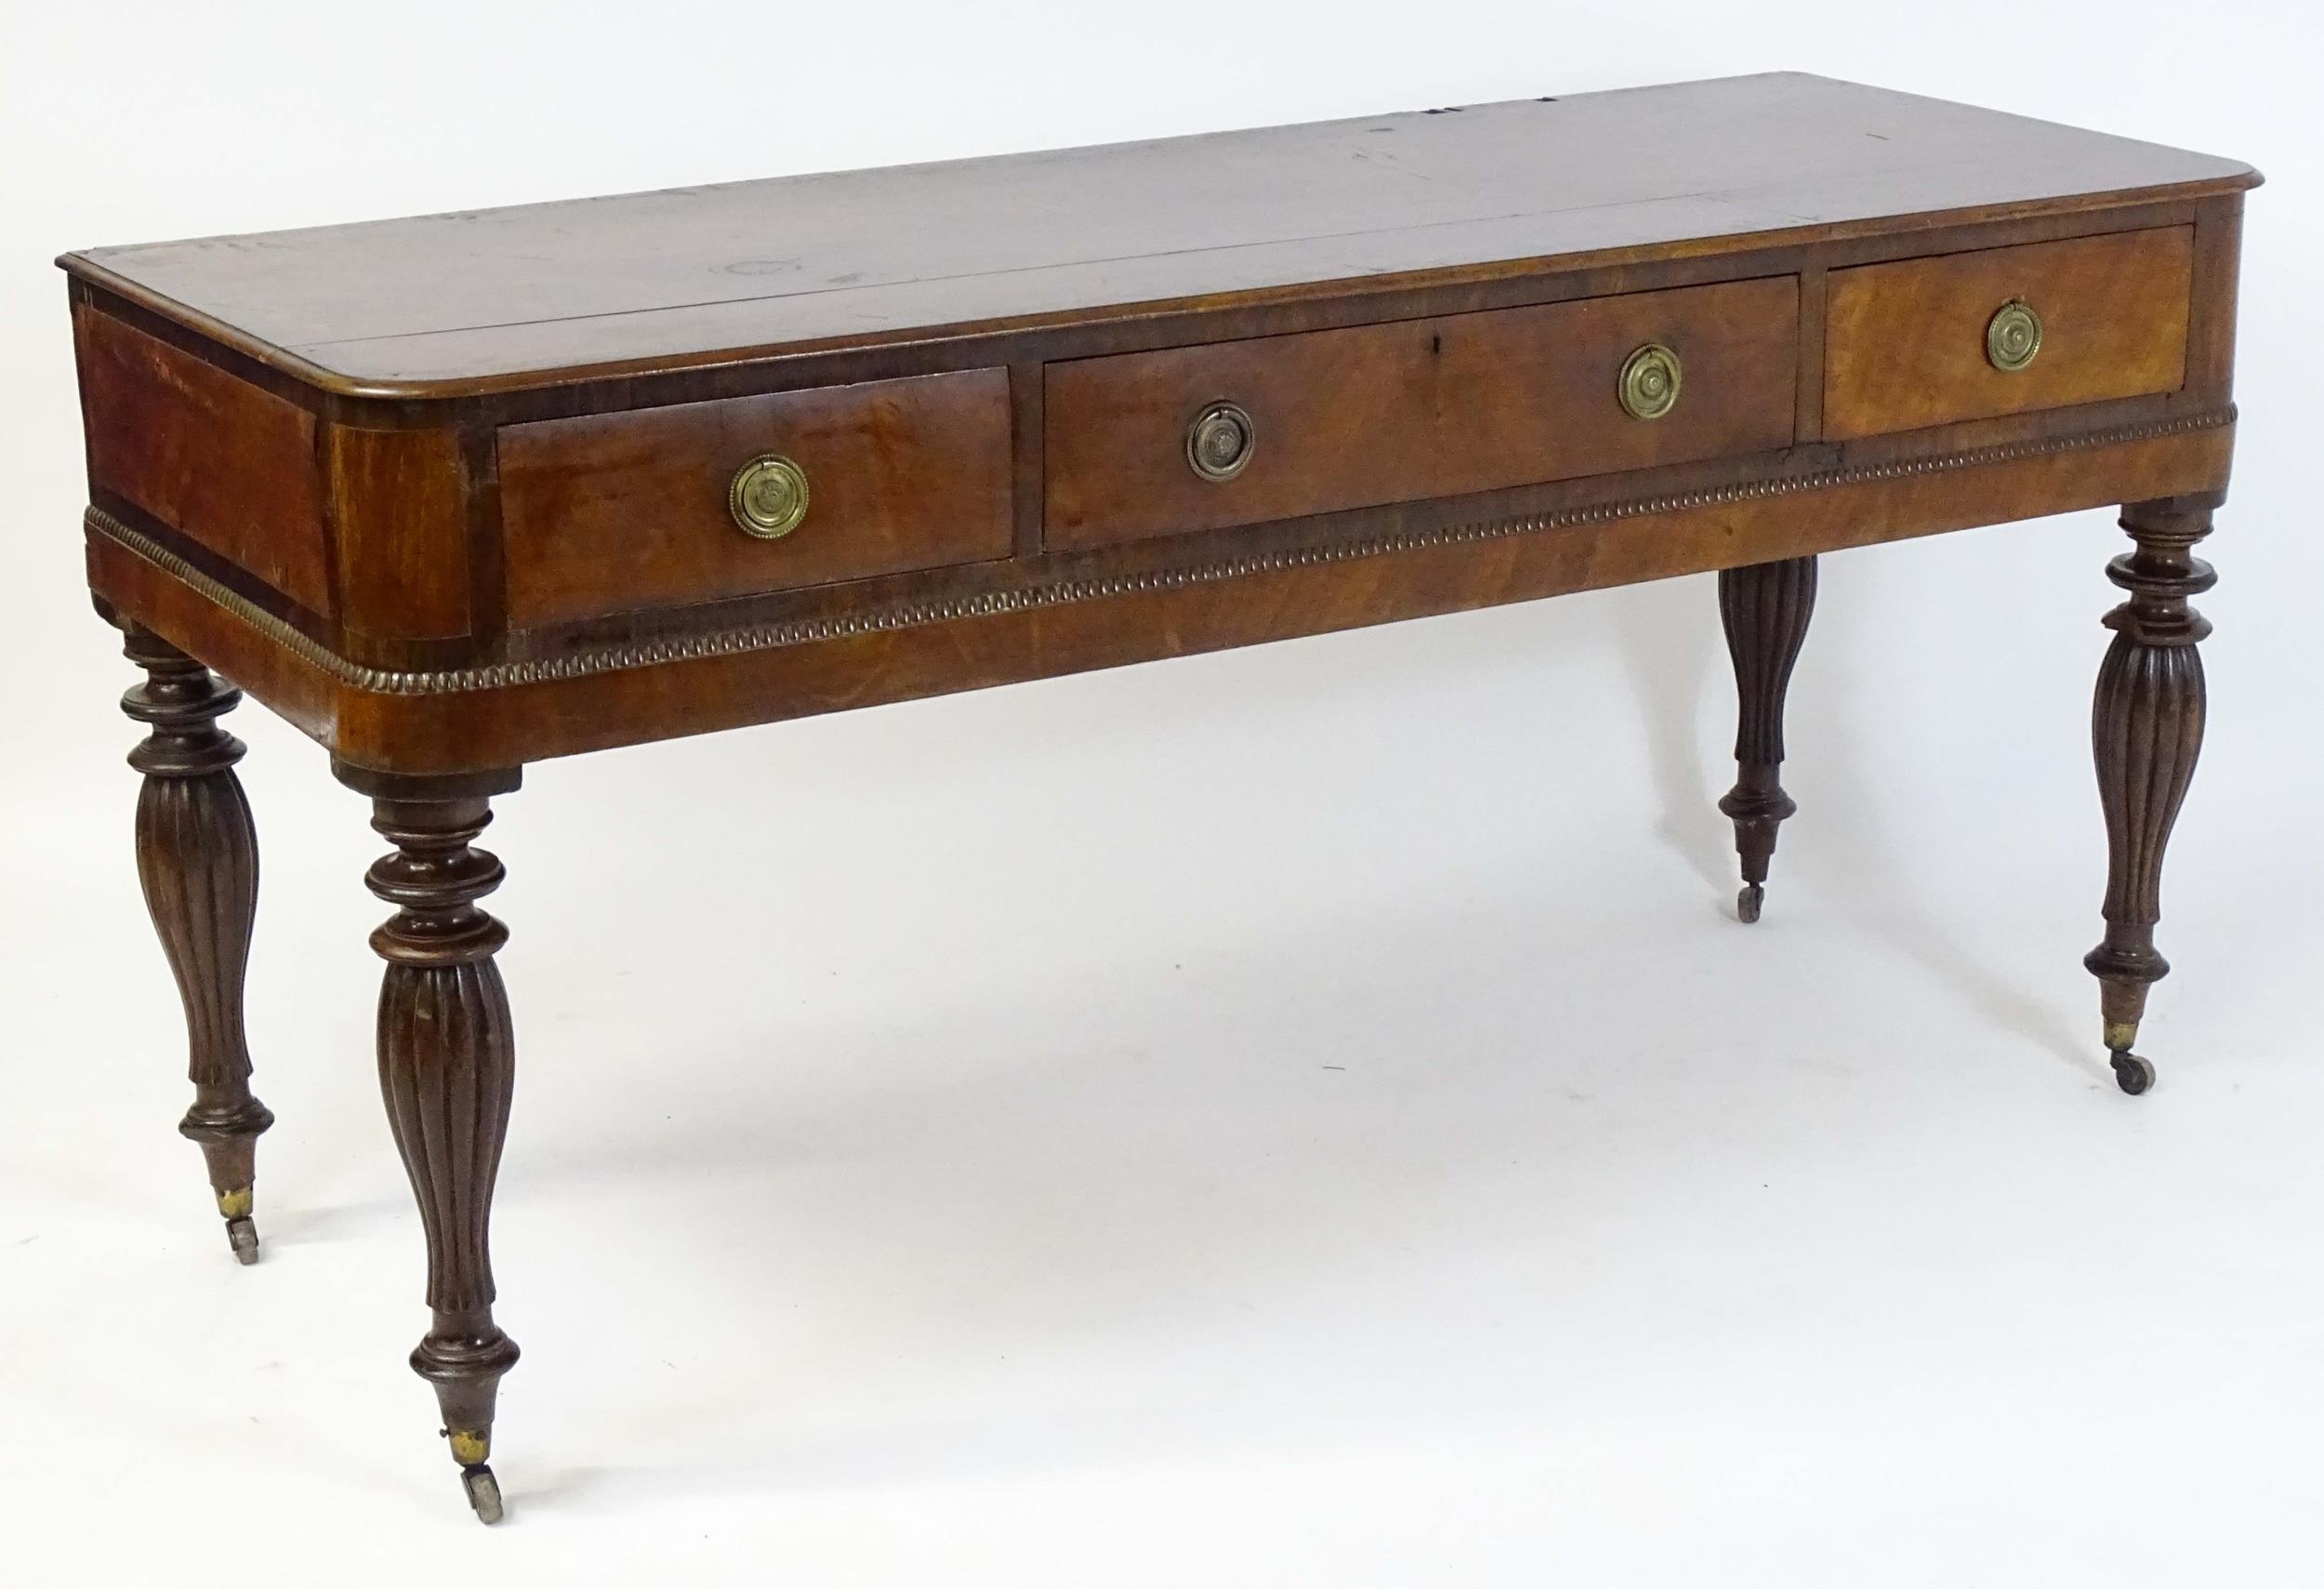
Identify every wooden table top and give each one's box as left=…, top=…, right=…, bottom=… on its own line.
left=60, top=73, right=2253, bottom=400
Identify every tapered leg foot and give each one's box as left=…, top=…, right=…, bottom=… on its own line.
left=122, top=626, right=274, bottom=1259
left=2087, top=498, right=2213, bottom=1094
left=366, top=788, right=522, bottom=1522
left=1718, top=556, right=1817, bottom=920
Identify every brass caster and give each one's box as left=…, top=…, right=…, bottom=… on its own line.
left=2109, top=1050, right=2156, bottom=1096
left=1736, top=883, right=1763, bottom=924
left=460, top=1463, right=505, bottom=1525
left=225, top=1214, right=259, bottom=1265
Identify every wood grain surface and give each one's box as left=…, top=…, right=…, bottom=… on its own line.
left=1824, top=226, right=2193, bottom=438
left=75, top=308, right=331, bottom=612
left=497, top=368, right=1013, bottom=625
left=59, top=74, right=2254, bottom=395
left=325, top=424, right=474, bottom=640
left=1046, top=277, right=1799, bottom=549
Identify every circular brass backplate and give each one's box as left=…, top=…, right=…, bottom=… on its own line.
left=1986, top=299, right=2043, bottom=373
left=1185, top=401, right=1256, bottom=483
left=1618, top=342, right=1682, bottom=421
left=729, top=454, right=811, bottom=539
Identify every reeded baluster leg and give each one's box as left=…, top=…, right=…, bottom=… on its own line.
left=2087, top=497, right=2214, bottom=1095
left=1718, top=555, right=1817, bottom=922
left=121, top=626, right=273, bottom=1264
left=368, top=790, right=521, bottom=1524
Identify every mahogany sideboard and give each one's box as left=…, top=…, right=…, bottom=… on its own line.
left=61, top=73, right=2257, bottom=1522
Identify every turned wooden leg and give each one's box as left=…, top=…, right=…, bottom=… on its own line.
left=1717, top=554, right=1817, bottom=922
left=366, top=787, right=522, bottom=1523
left=121, top=626, right=273, bottom=1265
left=2087, top=497, right=2214, bottom=1096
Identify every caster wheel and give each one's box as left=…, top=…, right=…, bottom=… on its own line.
left=1737, top=883, right=1763, bottom=924
left=2110, top=1051, right=2156, bottom=1096
left=225, top=1215, right=259, bottom=1265
left=460, top=1463, right=505, bottom=1525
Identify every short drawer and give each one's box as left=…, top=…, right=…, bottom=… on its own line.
left=1822, top=227, right=2193, bottom=441
left=498, top=368, right=1013, bottom=627
left=1044, top=277, right=1800, bottom=550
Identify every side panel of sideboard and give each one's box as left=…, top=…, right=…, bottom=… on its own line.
left=71, top=294, right=487, bottom=654
left=75, top=306, right=335, bottom=616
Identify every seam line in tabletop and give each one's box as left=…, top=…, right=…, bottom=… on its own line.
left=73, top=186, right=2255, bottom=401
left=281, top=195, right=1767, bottom=353
left=86, top=404, right=2235, bottom=698
left=275, top=180, right=2240, bottom=369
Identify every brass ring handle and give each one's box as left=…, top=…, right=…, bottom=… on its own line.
left=729, top=454, right=811, bottom=539
left=1618, top=342, right=1682, bottom=421
left=1185, top=401, right=1256, bottom=482
left=1986, top=299, right=2043, bottom=373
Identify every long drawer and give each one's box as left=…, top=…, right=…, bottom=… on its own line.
left=1043, top=277, right=1802, bottom=551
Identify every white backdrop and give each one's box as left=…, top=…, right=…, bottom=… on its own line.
left=4, top=4, right=2319, bottom=1583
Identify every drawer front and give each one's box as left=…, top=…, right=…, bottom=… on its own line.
left=1823, top=227, right=2192, bottom=441
left=499, top=368, right=1013, bottom=627
left=1044, top=277, right=1800, bottom=550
